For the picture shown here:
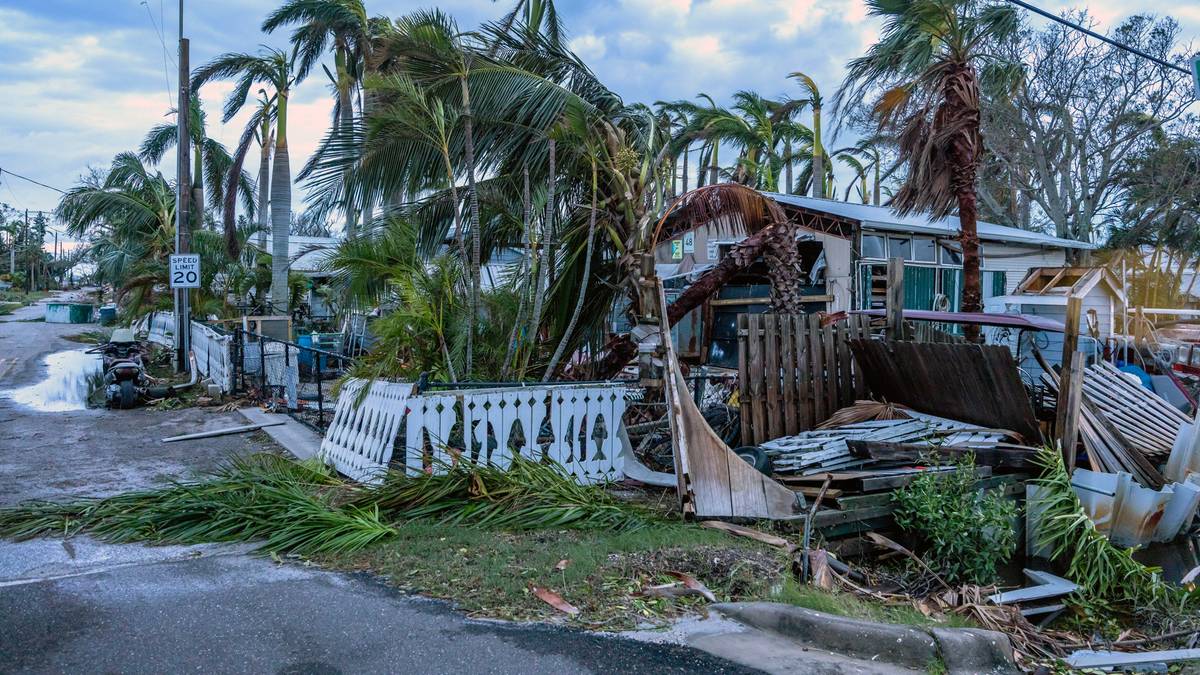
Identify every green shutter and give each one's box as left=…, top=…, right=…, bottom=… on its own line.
left=992, top=271, right=1007, bottom=297
left=940, top=268, right=962, bottom=311
left=904, top=265, right=937, bottom=310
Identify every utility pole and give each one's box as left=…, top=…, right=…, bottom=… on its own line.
left=174, top=0, right=192, bottom=373
left=53, top=230, right=58, bottom=288
left=24, top=209, right=33, bottom=292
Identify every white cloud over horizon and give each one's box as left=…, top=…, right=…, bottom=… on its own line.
left=0, top=0, right=1195, bottom=234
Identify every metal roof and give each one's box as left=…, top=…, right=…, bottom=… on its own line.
left=763, top=192, right=1095, bottom=250
left=853, top=309, right=1066, bottom=332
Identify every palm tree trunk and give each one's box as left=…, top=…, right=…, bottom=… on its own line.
left=784, top=140, right=793, bottom=194
left=269, top=91, right=291, bottom=315
left=709, top=143, right=719, bottom=184
left=873, top=160, right=881, bottom=205
left=502, top=166, right=533, bottom=377
left=812, top=106, right=825, bottom=199
left=519, top=138, right=554, bottom=379
left=543, top=163, right=598, bottom=381
left=336, top=46, right=358, bottom=238
left=256, top=129, right=271, bottom=251
left=461, top=72, right=481, bottom=378
left=681, top=144, right=689, bottom=196
left=192, top=144, right=206, bottom=230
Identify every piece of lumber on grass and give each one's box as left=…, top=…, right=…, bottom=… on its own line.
left=845, top=440, right=1037, bottom=469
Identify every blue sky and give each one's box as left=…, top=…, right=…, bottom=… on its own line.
left=1, top=0, right=1197, bottom=237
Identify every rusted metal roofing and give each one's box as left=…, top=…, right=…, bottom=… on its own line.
left=852, top=309, right=1065, bottom=332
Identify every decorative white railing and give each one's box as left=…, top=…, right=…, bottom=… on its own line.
left=318, top=379, right=629, bottom=486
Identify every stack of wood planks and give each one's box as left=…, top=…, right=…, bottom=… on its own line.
left=760, top=414, right=1017, bottom=476
left=1040, top=361, right=1175, bottom=488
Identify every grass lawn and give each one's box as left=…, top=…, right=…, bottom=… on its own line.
left=0, top=302, right=20, bottom=316
left=317, top=519, right=977, bottom=631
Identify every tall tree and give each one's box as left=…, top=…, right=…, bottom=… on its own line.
left=981, top=13, right=1193, bottom=245
left=193, top=48, right=307, bottom=314
left=263, top=0, right=369, bottom=237
left=138, top=94, right=254, bottom=229
left=837, top=0, right=1020, bottom=341
left=788, top=72, right=827, bottom=198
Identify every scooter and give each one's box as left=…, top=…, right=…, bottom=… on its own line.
left=87, top=328, right=153, bottom=409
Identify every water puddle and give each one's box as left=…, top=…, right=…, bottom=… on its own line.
left=4, top=350, right=103, bottom=412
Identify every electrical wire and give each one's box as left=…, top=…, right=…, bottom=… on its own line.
left=0, top=168, right=64, bottom=194
left=1002, top=0, right=1193, bottom=77
left=141, top=0, right=176, bottom=109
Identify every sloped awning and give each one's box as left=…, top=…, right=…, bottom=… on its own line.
left=852, top=309, right=1065, bottom=332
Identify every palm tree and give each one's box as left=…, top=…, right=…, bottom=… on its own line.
left=263, top=0, right=369, bottom=237
left=788, top=72, right=828, bottom=198
left=252, top=91, right=274, bottom=250
left=138, top=94, right=254, bottom=228
left=836, top=0, right=1019, bottom=339
left=835, top=151, right=869, bottom=203
left=56, top=153, right=238, bottom=318
left=193, top=48, right=307, bottom=314
left=680, top=91, right=809, bottom=191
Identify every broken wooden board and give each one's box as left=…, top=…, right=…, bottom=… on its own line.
left=849, top=340, right=1042, bottom=443
left=658, top=282, right=802, bottom=520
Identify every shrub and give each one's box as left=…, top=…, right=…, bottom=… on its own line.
left=892, top=455, right=1018, bottom=584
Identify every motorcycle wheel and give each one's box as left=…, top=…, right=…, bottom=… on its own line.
left=119, top=380, right=136, bottom=409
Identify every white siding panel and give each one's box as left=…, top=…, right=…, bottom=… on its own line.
left=983, top=244, right=1067, bottom=294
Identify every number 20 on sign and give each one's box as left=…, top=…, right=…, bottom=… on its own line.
left=169, top=254, right=201, bottom=289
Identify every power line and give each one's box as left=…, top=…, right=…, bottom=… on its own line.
left=1002, top=0, right=1192, bottom=76
left=0, top=168, right=65, bottom=194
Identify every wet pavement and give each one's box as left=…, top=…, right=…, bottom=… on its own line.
left=0, top=293, right=762, bottom=674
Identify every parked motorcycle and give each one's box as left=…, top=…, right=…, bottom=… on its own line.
left=87, top=329, right=154, bottom=409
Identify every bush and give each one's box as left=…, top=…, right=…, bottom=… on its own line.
left=892, top=455, right=1018, bottom=584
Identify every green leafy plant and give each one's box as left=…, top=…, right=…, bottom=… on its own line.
left=893, top=454, right=1017, bottom=584
left=1029, top=447, right=1181, bottom=606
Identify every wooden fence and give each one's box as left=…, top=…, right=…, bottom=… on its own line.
left=737, top=313, right=873, bottom=446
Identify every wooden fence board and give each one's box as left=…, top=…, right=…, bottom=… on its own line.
left=738, top=314, right=873, bottom=445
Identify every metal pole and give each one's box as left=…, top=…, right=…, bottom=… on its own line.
left=174, top=3, right=192, bottom=373
left=24, top=210, right=32, bottom=292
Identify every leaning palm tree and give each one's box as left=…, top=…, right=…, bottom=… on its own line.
left=836, top=0, right=1019, bottom=339
left=138, top=94, right=254, bottom=228
left=263, top=0, right=369, bottom=237
left=193, top=48, right=307, bottom=314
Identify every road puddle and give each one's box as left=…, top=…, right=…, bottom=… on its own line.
left=4, top=350, right=103, bottom=412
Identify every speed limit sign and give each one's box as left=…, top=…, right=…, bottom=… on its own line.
left=169, top=254, right=201, bottom=288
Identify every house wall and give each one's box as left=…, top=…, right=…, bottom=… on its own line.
left=981, top=243, right=1068, bottom=294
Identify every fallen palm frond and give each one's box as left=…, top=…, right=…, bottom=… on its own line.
left=0, top=454, right=386, bottom=555
left=0, top=454, right=649, bottom=555
left=362, top=456, right=650, bottom=532
left=817, top=400, right=912, bottom=429
left=1030, top=447, right=1181, bottom=606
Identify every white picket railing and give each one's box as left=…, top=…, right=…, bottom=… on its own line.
left=319, top=379, right=629, bottom=486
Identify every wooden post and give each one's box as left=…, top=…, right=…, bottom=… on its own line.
left=1056, top=295, right=1083, bottom=471
left=886, top=257, right=904, bottom=340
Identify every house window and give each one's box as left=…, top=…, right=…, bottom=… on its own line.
left=940, top=241, right=962, bottom=265
left=861, top=234, right=885, bottom=259
left=912, top=237, right=936, bottom=263
left=888, top=236, right=911, bottom=260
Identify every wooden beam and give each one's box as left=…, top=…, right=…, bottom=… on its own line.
left=886, top=257, right=904, bottom=340
left=1056, top=295, right=1083, bottom=471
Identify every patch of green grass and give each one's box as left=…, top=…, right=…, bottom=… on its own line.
left=0, top=302, right=20, bottom=315
left=768, top=577, right=977, bottom=629
left=61, top=329, right=112, bottom=344
left=318, top=521, right=784, bottom=627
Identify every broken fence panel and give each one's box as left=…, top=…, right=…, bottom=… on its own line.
left=319, top=378, right=412, bottom=485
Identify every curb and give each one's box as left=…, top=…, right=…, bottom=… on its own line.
left=712, top=602, right=1019, bottom=675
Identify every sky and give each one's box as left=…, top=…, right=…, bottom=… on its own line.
left=1, top=0, right=1197, bottom=243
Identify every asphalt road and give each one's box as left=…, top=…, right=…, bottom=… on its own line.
left=0, top=294, right=761, bottom=675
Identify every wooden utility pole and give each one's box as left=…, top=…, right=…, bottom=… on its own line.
left=173, top=0, right=192, bottom=373
left=24, top=209, right=33, bottom=292
left=1055, top=295, right=1084, bottom=471
left=886, top=257, right=904, bottom=340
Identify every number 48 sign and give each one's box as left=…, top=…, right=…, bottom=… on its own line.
left=169, top=254, right=201, bottom=289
